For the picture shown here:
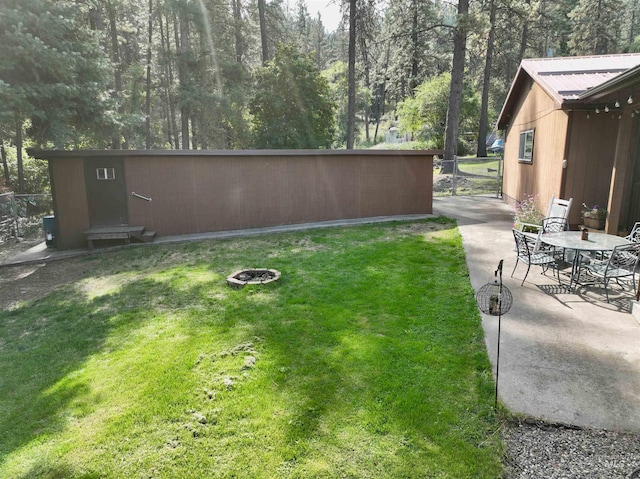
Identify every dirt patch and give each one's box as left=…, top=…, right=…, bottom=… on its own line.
left=433, top=174, right=474, bottom=194
left=0, top=258, right=93, bottom=311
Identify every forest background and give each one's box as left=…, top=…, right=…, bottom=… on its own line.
left=1, top=0, right=640, bottom=194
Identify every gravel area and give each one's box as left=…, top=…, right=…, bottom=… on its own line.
left=502, top=419, right=640, bottom=479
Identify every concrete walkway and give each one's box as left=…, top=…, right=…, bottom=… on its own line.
left=3, top=198, right=640, bottom=432
left=434, top=195, right=640, bottom=433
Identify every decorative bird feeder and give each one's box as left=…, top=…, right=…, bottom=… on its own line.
left=475, top=265, right=513, bottom=316
left=475, top=260, right=513, bottom=409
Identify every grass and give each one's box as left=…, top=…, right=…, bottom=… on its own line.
left=456, top=158, right=501, bottom=176
left=0, top=218, right=503, bottom=478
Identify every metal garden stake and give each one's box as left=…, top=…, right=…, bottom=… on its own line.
left=475, top=260, right=512, bottom=409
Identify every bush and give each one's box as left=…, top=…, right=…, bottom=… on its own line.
left=2, top=148, right=51, bottom=194
left=514, top=194, right=544, bottom=230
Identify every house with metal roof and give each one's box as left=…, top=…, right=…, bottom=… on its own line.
left=497, top=53, right=640, bottom=234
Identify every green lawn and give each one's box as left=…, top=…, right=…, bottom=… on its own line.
left=0, top=218, right=503, bottom=478
left=456, top=158, right=501, bottom=176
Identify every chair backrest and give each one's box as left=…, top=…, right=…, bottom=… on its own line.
left=546, top=196, right=572, bottom=226
left=608, top=243, right=640, bottom=273
left=512, top=229, right=533, bottom=258
left=625, top=222, right=640, bottom=243
left=542, top=216, right=567, bottom=234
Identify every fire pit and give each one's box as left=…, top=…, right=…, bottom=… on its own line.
left=226, top=268, right=281, bottom=289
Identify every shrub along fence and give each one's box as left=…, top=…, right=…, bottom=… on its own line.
left=0, top=192, right=53, bottom=242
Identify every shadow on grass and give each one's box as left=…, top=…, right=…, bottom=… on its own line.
left=0, top=219, right=502, bottom=477
left=0, top=276, right=172, bottom=468
left=214, top=223, right=500, bottom=475
left=12, top=460, right=101, bottom=479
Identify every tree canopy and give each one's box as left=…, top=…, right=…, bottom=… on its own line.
left=0, top=0, right=114, bottom=148
left=397, top=72, right=479, bottom=151
left=250, top=44, right=336, bottom=149
left=0, top=0, right=639, bottom=180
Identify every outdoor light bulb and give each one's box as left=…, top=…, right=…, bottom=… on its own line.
left=628, top=95, right=634, bottom=104
left=614, top=100, right=620, bottom=108
left=595, top=108, right=600, bottom=113
left=604, top=105, right=610, bottom=112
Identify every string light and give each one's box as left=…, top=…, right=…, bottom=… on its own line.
left=604, top=105, right=610, bottom=112
left=586, top=112, right=590, bottom=119
left=628, top=95, right=634, bottom=104
left=614, top=100, right=620, bottom=108
left=595, top=108, right=600, bottom=113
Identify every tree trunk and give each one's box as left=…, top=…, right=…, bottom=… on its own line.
left=108, top=1, right=123, bottom=149
left=16, top=123, right=24, bottom=194
left=178, top=9, right=191, bottom=149
left=161, top=14, right=179, bottom=149
left=360, top=41, right=371, bottom=143
left=145, top=0, right=153, bottom=149
left=410, top=0, right=419, bottom=92
left=1, top=143, right=10, bottom=188
left=443, top=0, right=469, bottom=173
left=477, top=0, right=496, bottom=158
left=373, top=82, right=386, bottom=143
left=519, top=0, right=530, bottom=60
left=258, top=0, right=269, bottom=65
left=233, top=0, right=244, bottom=64
left=191, top=117, right=198, bottom=150
left=373, top=42, right=390, bottom=143
left=347, top=0, right=357, bottom=149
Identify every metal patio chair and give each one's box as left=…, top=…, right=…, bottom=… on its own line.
left=546, top=196, right=573, bottom=226
left=540, top=216, right=569, bottom=262
left=542, top=216, right=568, bottom=233
left=511, top=229, right=560, bottom=286
left=581, top=243, right=640, bottom=302
left=625, top=222, right=640, bottom=243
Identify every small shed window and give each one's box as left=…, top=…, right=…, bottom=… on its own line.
left=518, top=129, right=534, bottom=163
left=96, top=167, right=116, bottom=180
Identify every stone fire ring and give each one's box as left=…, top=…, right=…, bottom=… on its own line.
left=226, top=268, right=281, bottom=289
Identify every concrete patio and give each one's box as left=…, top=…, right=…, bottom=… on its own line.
left=434, top=195, right=640, bottom=433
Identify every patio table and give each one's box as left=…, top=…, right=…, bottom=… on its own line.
left=540, top=231, right=631, bottom=290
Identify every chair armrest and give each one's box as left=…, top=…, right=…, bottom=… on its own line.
left=517, top=222, right=542, bottom=233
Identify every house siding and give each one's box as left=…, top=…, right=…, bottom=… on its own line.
left=563, top=112, right=618, bottom=227
left=502, top=82, right=568, bottom=216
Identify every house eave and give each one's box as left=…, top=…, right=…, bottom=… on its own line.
left=579, top=64, right=640, bottom=101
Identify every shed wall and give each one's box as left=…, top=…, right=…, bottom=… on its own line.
left=49, top=158, right=90, bottom=250
left=125, top=153, right=433, bottom=236
left=47, top=151, right=434, bottom=249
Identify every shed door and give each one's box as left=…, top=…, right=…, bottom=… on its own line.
left=84, top=157, right=128, bottom=227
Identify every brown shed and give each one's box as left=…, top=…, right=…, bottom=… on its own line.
left=31, top=149, right=439, bottom=250
left=497, top=54, right=640, bottom=234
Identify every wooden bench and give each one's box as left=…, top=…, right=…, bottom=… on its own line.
left=84, top=226, right=150, bottom=250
